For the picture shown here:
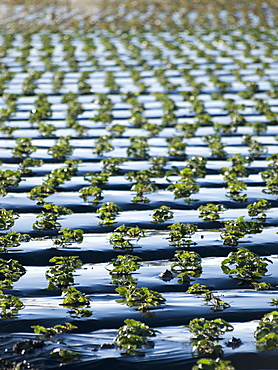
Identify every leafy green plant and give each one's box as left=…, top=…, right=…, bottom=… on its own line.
left=254, top=311, right=278, bottom=351
left=79, top=186, right=103, bottom=205
left=127, top=136, right=149, bottom=159
left=84, top=171, right=109, bottom=186
left=203, top=134, right=227, bottom=158
left=96, top=202, right=121, bottom=226
left=116, top=284, right=166, bottom=312
left=12, top=137, right=37, bottom=159
left=203, top=291, right=231, bottom=312
left=109, top=225, right=146, bottom=250
left=33, top=204, right=72, bottom=231
left=0, top=259, right=26, bottom=289
left=43, top=160, right=80, bottom=187
left=186, top=156, right=207, bottom=178
left=46, top=256, right=83, bottom=289
left=93, top=135, right=113, bottom=156
left=29, top=93, right=52, bottom=124
left=115, top=319, right=157, bottom=355
left=107, top=123, right=126, bottom=137
left=167, top=179, right=200, bottom=201
left=151, top=206, right=174, bottom=223
left=176, top=122, right=199, bottom=138
left=149, top=156, right=168, bottom=177
left=221, top=248, right=272, bottom=287
left=168, top=222, right=198, bottom=247
left=131, top=183, right=157, bottom=203
left=187, top=283, right=209, bottom=294
left=0, top=231, right=30, bottom=252
left=48, top=136, right=73, bottom=159
left=32, top=322, right=77, bottom=339
left=189, top=317, right=233, bottom=357
left=0, top=209, right=19, bottom=230
left=60, top=286, right=91, bottom=317
left=0, top=169, right=22, bottom=196
left=198, top=203, right=226, bottom=221
left=0, top=291, right=24, bottom=318
left=189, top=317, right=234, bottom=341
left=107, top=255, right=141, bottom=275
left=28, top=183, right=55, bottom=204
left=19, top=158, right=43, bottom=175
left=247, top=198, right=271, bottom=220
left=220, top=216, right=263, bottom=246
left=101, top=157, right=126, bottom=175
left=50, top=348, right=80, bottom=362
left=166, top=136, right=187, bottom=158
left=171, top=250, right=202, bottom=284
left=53, top=227, right=84, bottom=248
left=192, top=358, right=236, bottom=370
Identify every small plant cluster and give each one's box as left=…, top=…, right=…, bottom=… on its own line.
left=0, top=169, right=22, bottom=196
left=28, top=159, right=81, bottom=205
left=126, top=169, right=158, bottom=203
left=0, top=258, right=26, bottom=289
left=0, top=231, right=30, bottom=252
left=261, top=154, right=278, bottom=196
left=46, top=256, right=91, bottom=318
left=198, top=203, right=226, bottom=221
left=32, top=203, right=73, bottom=231
left=220, top=216, right=263, bottom=246
left=115, top=319, right=157, bottom=355
left=96, top=202, right=121, bottom=226
left=167, top=167, right=200, bottom=202
left=116, top=283, right=166, bottom=312
left=220, top=154, right=251, bottom=202
left=29, top=93, right=52, bottom=125
left=189, top=317, right=234, bottom=358
left=254, top=311, right=278, bottom=351
left=107, top=254, right=141, bottom=286
left=221, top=248, right=273, bottom=290
left=151, top=206, right=173, bottom=223
left=168, top=222, right=198, bottom=247
left=170, top=250, right=202, bottom=284
left=12, top=322, right=80, bottom=363
left=109, top=225, right=146, bottom=250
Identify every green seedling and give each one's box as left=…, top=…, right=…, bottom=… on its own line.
left=0, top=291, right=24, bottom=318
left=0, top=231, right=30, bottom=252
left=151, top=206, right=174, bottom=223
left=53, top=227, right=84, bottom=248
left=171, top=250, right=202, bottom=284
left=109, top=225, right=146, bottom=250
left=198, top=203, right=226, bottom=221
left=168, top=222, right=198, bottom=247
left=0, top=259, right=26, bottom=289
left=221, top=248, right=272, bottom=287
left=106, top=255, right=141, bottom=275
left=32, top=322, right=77, bottom=339
left=220, top=216, right=263, bottom=246
left=192, top=358, right=236, bottom=370
left=247, top=198, right=271, bottom=220
left=12, top=137, right=37, bottom=158
left=0, top=209, right=19, bottom=230
left=116, top=284, right=166, bottom=312
left=115, top=319, right=157, bottom=355
left=96, top=202, right=121, bottom=226
left=255, top=311, right=278, bottom=351
left=46, top=256, right=83, bottom=289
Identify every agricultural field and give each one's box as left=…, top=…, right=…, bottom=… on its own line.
left=0, top=1, right=278, bottom=369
